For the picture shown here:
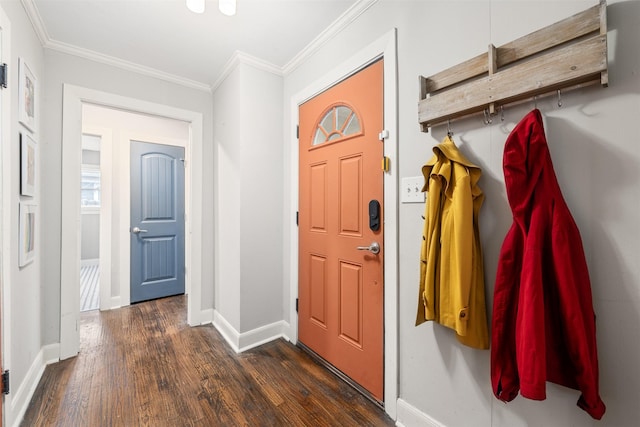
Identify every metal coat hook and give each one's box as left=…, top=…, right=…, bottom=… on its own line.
left=483, top=108, right=492, bottom=125
left=447, top=120, right=453, bottom=137
left=557, top=89, right=562, bottom=108
left=500, top=105, right=505, bottom=122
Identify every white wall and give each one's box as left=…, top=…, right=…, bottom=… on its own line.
left=0, top=1, right=44, bottom=425
left=213, top=60, right=284, bottom=336
left=3, top=0, right=638, bottom=425
left=41, top=50, right=215, bottom=345
left=283, top=1, right=640, bottom=425
left=238, top=63, right=284, bottom=331
left=214, top=64, right=242, bottom=330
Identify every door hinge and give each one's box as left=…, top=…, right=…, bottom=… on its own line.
left=296, top=211, right=299, bottom=226
left=0, top=63, right=7, bottom=89
left=378, top=129, right=389, bottom=141
left=296, top=125, right=299, bottom=139
left=296, top=298, right=299, bottom=313
left=2, top=370, right=9, bottom=395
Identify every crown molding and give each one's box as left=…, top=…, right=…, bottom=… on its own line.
left=21, top=0, right=50, bottom=45
left=282, top=0, right=379, bottom=75
left=46, top=39, right=212, bottom=92
left=20, top=0, right=211, bottom=93
left=211, top=50, right=283, bottom=92
left=20, top=0, right=379, bottom=94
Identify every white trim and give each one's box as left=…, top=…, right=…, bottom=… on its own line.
left=19, top=0, right=211, bottom=93
left=282, top=0, right=379, bottom=75
left=18, top=0, right=49, bottom=45
left=396, top=398, right=447, bottom=427
left=200, top=308, right=214, bottom=325
left=80, top=258, right=99, bottom=267
left=42, top=343, right=60, bottom=365
left=60, top=85, right=205, bottom=360
left=288, top=29, right=398, bottom=419
left=6, top=344, right=58, bottom=427
left=211, top=50, right=283, bottom=92
left=212, top=310, right=240, bottom=352
left=110, top=296, right=122, bottom=310
left=0, top=8, right=11, bottom=427
left=80, top=207, right=100, bottom=214
left=21, top=0, right=377, bottom=93
left=238, top=321, right=290, bottom=353
left=212, top=311, right=291, bottom=354
left=47, top=40, right=211, bottom=92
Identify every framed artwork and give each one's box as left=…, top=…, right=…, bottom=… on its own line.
left=19, top=202, right=36, bottom=267
left=20, top=133, right=36, bottom=196
left=18, top=57, right=36, bottom=132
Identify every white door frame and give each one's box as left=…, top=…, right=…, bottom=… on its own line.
left=288, top=29, right=398, bottom=418
left=60, top=85, right=204, bottom=360
left=0, top=6, right=10, bottom=425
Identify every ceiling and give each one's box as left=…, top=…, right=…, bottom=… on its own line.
left=26, top=0, right=364, bottom=91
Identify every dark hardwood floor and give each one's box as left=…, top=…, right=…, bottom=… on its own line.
left=21, top=295, right=394, bottom=426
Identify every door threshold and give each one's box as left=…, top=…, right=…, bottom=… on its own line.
left=297, top=341, right=384, bottom=410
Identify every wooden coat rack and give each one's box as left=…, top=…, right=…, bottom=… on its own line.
left=418, top=0, right=608, bottom=132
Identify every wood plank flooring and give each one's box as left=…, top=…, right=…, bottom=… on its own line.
left=21, top=295, right=394, bottom=426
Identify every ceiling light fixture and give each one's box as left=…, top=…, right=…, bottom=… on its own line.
left=219, top=0, right=236, bottom=16
left=186, top=0, right=205, bottom=14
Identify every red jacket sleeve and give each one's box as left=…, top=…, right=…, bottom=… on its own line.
left=550, top=212, right=606, bottom=419
left=491, top=224, right=522, bottom=402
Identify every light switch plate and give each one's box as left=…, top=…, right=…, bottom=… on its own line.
left=401, top=176, right=425, bottom=203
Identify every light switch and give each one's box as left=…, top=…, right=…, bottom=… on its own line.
left=401, top=176, right=425, bottom=203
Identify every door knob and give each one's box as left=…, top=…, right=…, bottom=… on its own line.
left=131, top=226, right=148, bottom=234
left=356, top=242, right=380, bottom=254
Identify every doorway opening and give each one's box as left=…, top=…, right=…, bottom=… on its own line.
left=80, top=132, right=101, bottom=312
left=78, top=104, right=190, bottom=317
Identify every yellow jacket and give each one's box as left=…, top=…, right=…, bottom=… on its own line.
left=415, top=136, right=488, bottom=349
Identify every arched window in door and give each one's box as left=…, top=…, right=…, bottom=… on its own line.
left=312, top=104, right=362, bottom=146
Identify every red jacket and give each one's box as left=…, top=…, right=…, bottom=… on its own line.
left=491, top=109, right=605, bottom=420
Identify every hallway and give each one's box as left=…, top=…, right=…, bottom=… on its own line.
left=21, top=295, right=393, bottom=426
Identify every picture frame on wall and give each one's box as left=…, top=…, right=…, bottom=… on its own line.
left=20, top=133, right=36, bottom=196
left=19, top=202, right=36, bottom=267
left=18, top=57, right=36, bottom=132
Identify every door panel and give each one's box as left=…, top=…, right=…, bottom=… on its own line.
left=130, top=141, right=185, bottom=303
left=298, top=59, right=384, bottom=401
left=339, top=155, right=362, bottom=235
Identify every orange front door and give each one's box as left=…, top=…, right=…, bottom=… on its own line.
left=298, top=60, right=384, bottom=401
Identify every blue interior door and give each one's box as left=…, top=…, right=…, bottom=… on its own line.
left=130, top=141, right=185, bottom=303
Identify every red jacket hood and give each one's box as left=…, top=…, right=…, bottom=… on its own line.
left=503, top=109, right=560, bottom=222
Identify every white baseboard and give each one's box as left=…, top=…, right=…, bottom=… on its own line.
left=7, top=344, right=59, bottom=427
left=200, top=308, right=214, bottom=325
left=238, top=320, right=290, bottom=352
left=42, top=343, right=61, bottom=365
left=213, top=310, right=290, bottom=353
left=396, top=398, right=446, bottom=427
left=109, top=296, right=121, bottom=310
